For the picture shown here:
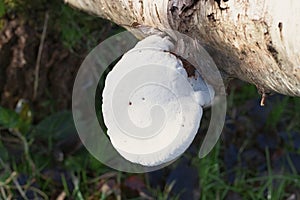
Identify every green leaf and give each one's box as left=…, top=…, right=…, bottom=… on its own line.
left=0, top=140, right=9, bottom=163
left=15, top=99, right=33, bottom=134
left=34, top=111, right=76, bottom=140
left=0, top=0, right=5, bottom=18
left=0, top=106, right=21, bottom=129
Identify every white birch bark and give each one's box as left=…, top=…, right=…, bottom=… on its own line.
left=65, top=0, right=300, bottom=96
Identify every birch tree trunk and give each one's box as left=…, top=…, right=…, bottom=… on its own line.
left=65, top=0, right=300, bottom=97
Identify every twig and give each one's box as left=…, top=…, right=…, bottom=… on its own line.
left=0, top=184, right=49, bottom=200
left=12, top=131, right=36, bottom=174
left=33, top=11, right=49, bottom=100
left=12, top=177, right=29, bottom=200
left=56, top=191, right=66, bottom=200
left=2, top=171, right=17, bottom=186
left=71, top=173, right=84, bottom=200
left=0, top=158, right=29, bottom=200
left=25, top=186, right=49, bottom=200
left=0, top=186, right=8, bottom=200
left=260, top=93, right=267, bottom=106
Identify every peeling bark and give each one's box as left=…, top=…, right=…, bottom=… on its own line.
left=65, top=0, right=300, bottom=96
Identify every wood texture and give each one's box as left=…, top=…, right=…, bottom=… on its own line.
left=65, top=0, right=300, bottom=96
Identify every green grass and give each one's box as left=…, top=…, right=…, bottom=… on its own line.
left=191, top=142, right=300, bottom=199
left=189, top=82, right=300, bottom=199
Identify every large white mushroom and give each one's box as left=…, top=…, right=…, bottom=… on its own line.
left=102, top=35, right=214, bottom=166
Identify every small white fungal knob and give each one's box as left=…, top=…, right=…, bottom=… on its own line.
left=102, top=35, right=214, bottom=166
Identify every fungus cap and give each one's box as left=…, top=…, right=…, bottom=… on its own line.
left=102, top=35, right=214, bottom=166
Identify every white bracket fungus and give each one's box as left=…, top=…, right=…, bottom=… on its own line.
left=102, top=35, right=215, bottom=166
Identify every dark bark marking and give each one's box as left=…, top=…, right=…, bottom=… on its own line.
left=169, top=0, right=196, bottom=14
left=267, top=44, right=279, bottom=64
left=139, top=0, right=144, bottom=21
left=154, top=4, right=162, bottom=23
left=214, top=0, right=229, bottom=11
left=255, top=42, right=261, bottom=49
left=168, top=0, right=201, bottom=31
left=278, top=22, right=283, bottom=41
left=181, top=1, right=196, bottom=13
left=207, top=13, right=216, bottom=22
left=264, top=23, right=281, bottom=68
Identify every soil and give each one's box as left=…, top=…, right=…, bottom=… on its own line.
left=0, top=17, right=85, bottom=120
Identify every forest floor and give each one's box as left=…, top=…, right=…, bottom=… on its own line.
left=0, top=1, right=300, bottom=199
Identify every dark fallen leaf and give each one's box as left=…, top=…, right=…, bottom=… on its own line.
left=41, top=168, right=74, bottom=191
left=292, top=134, right=300, bottom=150
left=225, top=190, right=243, bottom=200
left=124, top=175, right=145, bottom=191
left=244, top=95, right=284, bottom=129
left=166, top=159, right=199, bottom=200
left=147, top=168, right=167, bottom=190
left=257, top=133, right=278, bottom=150
left=273, top=152, right=300, bottom=173
left=279, top=131, right=300, bottom=150
left=288, top=153, right=300, bottom=173
left=243, top=99, right=271, bottom=129
left=123, top=175, right=151, bottom=199
left=241, top=148, right=266, bottom=172
left=16, top=174, right=41, bottom=200
left=224, top=144, right=238, bottom=183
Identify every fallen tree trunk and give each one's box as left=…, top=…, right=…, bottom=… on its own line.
left=65, top=0, right=300, bottom=97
